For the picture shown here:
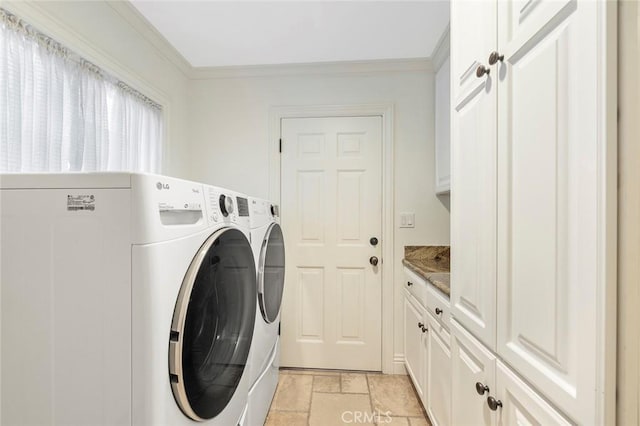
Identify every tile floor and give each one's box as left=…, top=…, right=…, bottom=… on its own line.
left=265, top=369, right=432, bottom=426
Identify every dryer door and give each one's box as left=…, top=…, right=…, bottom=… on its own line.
left=169, top=227, right=256, bottom=421
left=258, top=223, right=285, bottom=324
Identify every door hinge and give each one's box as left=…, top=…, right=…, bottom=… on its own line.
left=279, top=138, right=282, bottom=153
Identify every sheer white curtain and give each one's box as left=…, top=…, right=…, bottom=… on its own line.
left=0, top=9, right=163, bottom=173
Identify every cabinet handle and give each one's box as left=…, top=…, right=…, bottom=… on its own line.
left=487, top=396, right=503, bottom=411
left=418, top=322, right=424, bottom=329
left=488, top=51, right=504, bottom=65
left=421, top=326, right=428, bottom=333
left=435, top=307, right=443, bottom=315
left=475, top=382, right=490, bottom=395
left=476, top=65, right=490, bottom=78
left=407, top=281, right=413, bottom=287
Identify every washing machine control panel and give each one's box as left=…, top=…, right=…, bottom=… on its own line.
left=205, top=187, right=237, bottom=225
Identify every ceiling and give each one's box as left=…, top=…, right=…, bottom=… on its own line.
left=130, top=1, right=450, bottom=68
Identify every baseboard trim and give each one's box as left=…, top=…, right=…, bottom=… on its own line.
left=392, top=354, right=407, bottom=375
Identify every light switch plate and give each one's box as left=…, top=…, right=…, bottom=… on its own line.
left=399, top=212, right=415, bottom=228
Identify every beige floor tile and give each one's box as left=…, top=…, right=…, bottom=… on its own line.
left=265, top=411, right=308, bottom=426
left=341, top=372, right=369, bottom=393
left=313, top=375, right=341, bottom=392
left=368, top=375, right=424, bottom=417
left=309, top=392, right=375, bottom=426
left=409, top=415, right=432, bottom=426
left=271, top=374, right=313, bottom=412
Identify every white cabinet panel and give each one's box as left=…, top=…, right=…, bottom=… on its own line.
left=450, top=0, right=497, bottom=100
left=450, top=12, right=498, bottom=349
left=495, top=2, right=605, bottom=422
left=495, top=361, right=574, bottom=426
left=450, top=0, right=615, bottom=424
left=404, top=292, right=425, bottom=400
left=426, top=313, right=451, bottom=426
left=451, top=320, right=496, bottom=426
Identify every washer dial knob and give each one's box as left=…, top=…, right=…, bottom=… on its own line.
left=219, top=194, right=234, bottom=217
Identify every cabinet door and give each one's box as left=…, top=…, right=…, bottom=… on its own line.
left=404, top=293, right=424, bottom=399
left=435, top=56, right=451, bottom=194
left=494, top=361, right=573, bottom=426
left=495, top=1, right=609, bottom=423
left=450, top=0, right=498, bottom=349
left=451, top=320, right=496, bottom=426
left=426, top=313, right=451, bottom=426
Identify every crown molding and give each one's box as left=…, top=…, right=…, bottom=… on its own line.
left=431, top=23, right=450, bottom=72
left=189, top=57, right=433, bottom=80
left=107, top=2, right=193, bottom=79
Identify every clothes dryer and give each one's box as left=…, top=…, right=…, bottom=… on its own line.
left=0, top=173, right=255, bottom=426
left=246, top=197, right=285, bottom=426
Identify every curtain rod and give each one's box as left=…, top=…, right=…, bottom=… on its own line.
left=0, top=7, right=163, bottom=111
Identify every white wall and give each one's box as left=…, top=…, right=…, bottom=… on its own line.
left=187, top=69, right=451, bottom=366
left=3, top=1, right=192, bottom=178
left=617, top=1, right=640, bottom=423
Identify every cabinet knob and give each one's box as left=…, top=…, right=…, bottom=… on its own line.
left=476, top=65, right=490, bottom=78
left=488, top=51, right=504, bottom=65
left=407, top=281, right=413, bottom=287
left=487, top=396, right=503, bottom=411
left=475, top=382, right=490, bottom=395
left=418, top=322, right=424, bottom=329
left=421, top=326, right=428, bottom=333
left=435, top=307, right=443, bottom=315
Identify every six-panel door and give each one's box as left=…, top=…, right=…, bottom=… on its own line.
left=280, top=116, right=383, bottom=370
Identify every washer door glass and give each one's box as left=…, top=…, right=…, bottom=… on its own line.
left=258, top=223, right=285, bottom=323
left=169, top=228, right=256, bottom=421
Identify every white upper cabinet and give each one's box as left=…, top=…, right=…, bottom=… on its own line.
left=450, top=0, right=497, bottom=350
left=450, top=0, right=616, bottom=424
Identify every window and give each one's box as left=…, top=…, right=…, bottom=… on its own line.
left=0, top=8, right=163, bottom=173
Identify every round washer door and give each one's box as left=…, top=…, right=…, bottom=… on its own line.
left=258, top=223, right=285, bottom=324
left=169, top=227, right=256, bottom=421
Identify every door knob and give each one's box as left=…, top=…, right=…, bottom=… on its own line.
left=476, top=65, right=490, bottom=78
left=475, top=382, right=490, bottom=395
left=488, top=51, right=504, bottom=65
left=369, top=256, right=379, bottom=266
left=487, top=396, right=503, bottom=411
left=370, top=237, right=379, bottom=246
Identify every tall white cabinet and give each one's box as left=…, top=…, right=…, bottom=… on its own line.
left=450, top=1, right=616, bottom=425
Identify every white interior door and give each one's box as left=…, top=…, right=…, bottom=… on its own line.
left=280, top=116, right=382, bottom=371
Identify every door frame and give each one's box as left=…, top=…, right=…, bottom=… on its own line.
left=269, top=103, right=395, bottom=374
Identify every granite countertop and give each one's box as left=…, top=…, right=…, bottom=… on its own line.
left=402, top=246, right=450, bottom=297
